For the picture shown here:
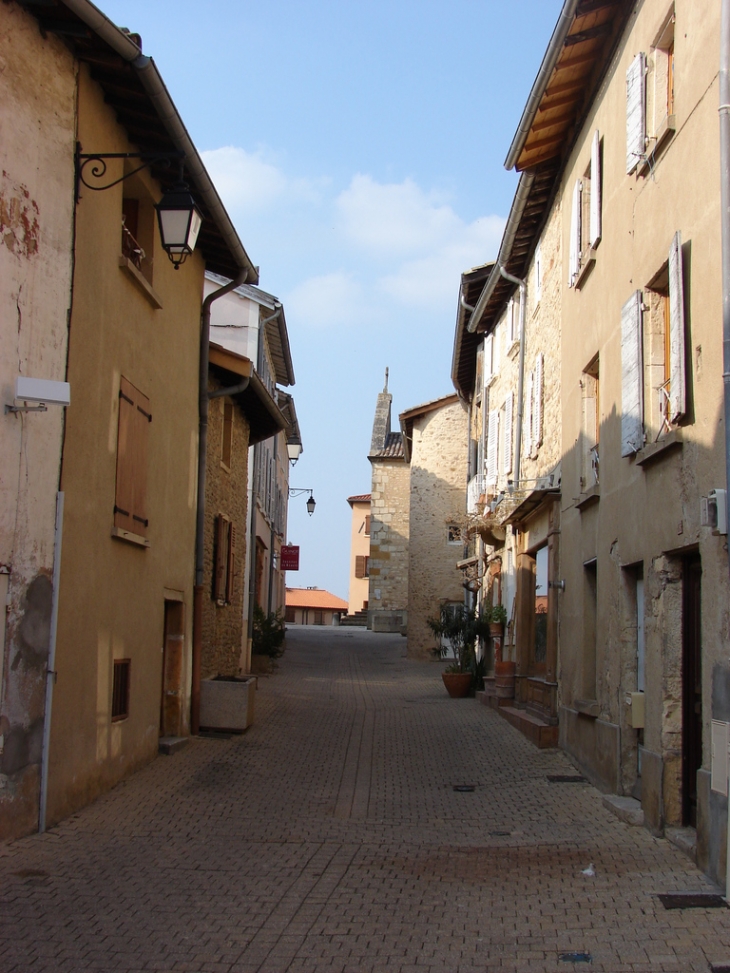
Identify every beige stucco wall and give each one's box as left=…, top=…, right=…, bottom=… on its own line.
left=407, top=400, right=468, bottom=660
left=347, top=500, right=370, bottom=615
left=555, top=0, right=726, bottom=881
left=47, top=64, right=204, bottom=825
left=369, top=459, right=409, bottom=630
left=0, top=3, right=76, bottom=839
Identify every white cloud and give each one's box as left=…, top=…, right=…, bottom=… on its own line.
left=285, top=272, right=365, bottom=329
left=201, top=146, right=322, bottom=213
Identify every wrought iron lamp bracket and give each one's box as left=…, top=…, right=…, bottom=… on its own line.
left=75, top=144, right=184, bottom=198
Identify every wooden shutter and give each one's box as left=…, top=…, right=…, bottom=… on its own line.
left=114, top=377, right=150, bottom=537
left=502, top=393, right=513, bottom=475
left=569, top=179, right=582, bottom=286
left=534, top=352, right=544, bottom=448
left=668, top=231, right=686, bottom=422
left=214, top=514, right=229, bottom=601
left=364, top=515, right=371, bottom=535
left=524, top=370, right=534, bottom=458
left=626, top=53, right=647, bottom=174
left=621, top=291, right=644, bottom=456
left=486, top=410, right=499, bottom=484
left=225, top=522, right=236, bottom=603
left=355, top=555, right=367, bottom=579
left=589, top=130, right=602, bottom=248
left=484, top=334, right=493, bottom=383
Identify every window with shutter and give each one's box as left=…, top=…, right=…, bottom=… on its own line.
left=484, top=334, right=494, bottom=384
left=364, top=515, right=371, bottom=535
left=502, top=393, right=513, bottom=475
left=535, top=243, right=542, bottom=303
left=524, top=370, right=534, bottom=459
left=355, top=555, right=369, bottom=579
left=668, top=231, right=686, bottom=423
left=621, top=291, right=644, bottom=456
left=569, top=179, right=582, bottom=287
left=534, top=353, right=544, bottom=452
left=626, top=52, right=647, bottom=174
left=581, top=356, right=600, bottom=487
left=486, top=410, right=499, bottom=485
left=114, top=377, right=150, bottom=542
left=111, top=659, right=131, bottom=721
left=589, top=130, right=602, bottom=249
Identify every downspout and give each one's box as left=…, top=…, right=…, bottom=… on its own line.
left=499, top=267, right=527, bottom=489
left=720, top=0, right=730, bottom=899
left=191, top=272, right=247, bottom=735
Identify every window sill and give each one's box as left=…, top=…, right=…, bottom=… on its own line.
left=577, top=484, right=600, bottom=510
left=118, top=255, right=163, bottom=310
left=575, top=698, right=599, bottom=718
left=636, top=429, right=682, bottom=467
left=507, top=338, right=520, bottom=360
left=111, top=526, right=150, bottom=548
left=575, top=250, right=597, bottom=290
left=638, top=115, right=676, bottom=175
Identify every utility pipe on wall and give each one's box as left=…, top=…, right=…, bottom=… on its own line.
left=191, top=272, right=247, bottom=735
left=499, top=267, right=528, bottom=489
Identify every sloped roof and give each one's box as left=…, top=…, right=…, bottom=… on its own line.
left=347, top=494, right=371, bottom=505
left=372, top=432, right=405, bottom=460
left=208, top=342, right=288, bottom=445
left=286, top=588, right=349, bottom=611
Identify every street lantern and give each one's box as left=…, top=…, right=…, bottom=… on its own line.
left=306, top=494, right=316, bottom=516
left=290, top=487, right=316, bottom=516
left=155, top=182, right=203, bottom=269
left=287, top=441, right=303, bottom=465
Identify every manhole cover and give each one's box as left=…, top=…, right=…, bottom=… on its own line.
left=453, top=784, right=476, bottom=793
left=547, top=774, right=586, bottom=783
left=658, top=892, right=728, bottom=910
left=559, top=952, right=592, bottom=963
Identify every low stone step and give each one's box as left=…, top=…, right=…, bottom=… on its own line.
left=158, top=736, right=188, bottom=755
left=602, top=794, right=644, bottom=826
left=497, top=705, right=559, bottom=748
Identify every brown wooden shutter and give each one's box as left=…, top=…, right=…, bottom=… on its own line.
left=214, top=514, right=229, bottom=601
left=364, top=515, right=371, bottom=535
left=355, top=555, right=367, bottom=579
left=114, top=377, right=150, bottom=537
left=225, top=522, right=236, bottom=603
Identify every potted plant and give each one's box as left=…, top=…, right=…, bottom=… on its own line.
left=487, top=603, right=516, bottom=699
left=427, top=604, right=491, bottom=697
left=251, top=605, right=286, bottom=674
left=487, top=603, right=508, bottom=640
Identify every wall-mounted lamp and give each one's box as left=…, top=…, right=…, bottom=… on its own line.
left=75, top=146, right=202, bottom=269
left=286, top=440, right=303, bottom=466
left=5, top=377, right=71, bottom=415
left=290, top=487, right=316, bottom=516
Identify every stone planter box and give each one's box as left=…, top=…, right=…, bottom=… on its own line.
left=200, top=677, right=256, bottom=732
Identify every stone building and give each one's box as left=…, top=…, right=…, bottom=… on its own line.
left=367, top=375, right=410, bottom=633
left=399, top=395, right=468, bottom=660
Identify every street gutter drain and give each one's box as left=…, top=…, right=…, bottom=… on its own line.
left=453, top=784, right=476, bottom=792
left=490, top=830, right=511, bottom=837
left=559, top=952, right=592, bottom=963
left=547, top=774, right=587, bottom=783
left=658, top=893, right=728, bottom=910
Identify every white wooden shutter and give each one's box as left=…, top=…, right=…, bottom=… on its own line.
left=668, top=230, right=686, bottom=422
left=569, top=179, right=582, bottom=286
left=503, top=393, right=513, bottom=475
left=486, top=410, right=499, bottom=485
left=589, top=130, right=602, bottom=247
left=484, top=334, right=493, bottom=384
left=534, top=352, right=544, bottom=448
left=626, top=53, right=647, bottom=174
left=524, top=370, right=534, bottom=458
left=621, top=290, right=644, bottom=456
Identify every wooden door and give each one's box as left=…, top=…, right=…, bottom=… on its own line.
left=682, top=556, right=702, bottom=827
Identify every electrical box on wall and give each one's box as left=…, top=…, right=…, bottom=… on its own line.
left=711, top=720, right=730, bottom=796
left=626, top=691, right=645, bottom=728
left=700, top=489, right=728, bottom=535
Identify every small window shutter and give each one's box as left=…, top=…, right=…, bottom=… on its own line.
left=524, top=370, right=534, bottom=458
left=626, top=53, right=647, bottom=174
left=503, top=393, right=513, bottom=475
left=534, top=352, right=544, bottom=447
left=589, top=130, right=602, bottom=247
left=484, top=334, right=493, bottom=383
left=214, top=515, right=228, bottom=601
left=355, top=555, right=366, bottom=579
left=486, top=410, right=499, bottom=485
left=621, top=290, right=644, bottom=456
left=668, top=231, right=686, bottom=422
left=364, top=515, right=371, bottom=535
left=115, top=378, right=150, bottom=537
left=569, top=179, right=582, bottom=286
left=225, top=522, right=236, bottom=603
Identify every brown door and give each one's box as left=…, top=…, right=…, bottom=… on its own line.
left=682, top=556, right=702, bottom=827
left=161, top=600, right=184, bottom=738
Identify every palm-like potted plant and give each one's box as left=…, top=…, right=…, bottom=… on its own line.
left=487, top=603, right=516, bottom=699
left=427, top=604, right=491, bottom=697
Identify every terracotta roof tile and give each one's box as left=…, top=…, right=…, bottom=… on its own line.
left=347, top=494, right=372, bottom=504
left=374, top=432, right=404, bottom=459
left=286, top=588, right=349, bottom=610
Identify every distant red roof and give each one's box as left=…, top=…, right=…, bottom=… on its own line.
left=286, top=588, right=349, bottom=611
left=347, top=494, right=371, bottom=505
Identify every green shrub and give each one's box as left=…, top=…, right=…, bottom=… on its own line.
left=252, top=605, right=286, bottom=659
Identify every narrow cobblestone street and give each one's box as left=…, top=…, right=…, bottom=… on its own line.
left=2, top=626, right=729, bottom=973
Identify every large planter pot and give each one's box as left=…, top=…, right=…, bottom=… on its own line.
left=442, top=672, right=473, bottom=698
left=200, top=676, right=256, bottom=732
left=489, top=622, right=504, bottom=639
left=494, top=661, right=516, bottom=700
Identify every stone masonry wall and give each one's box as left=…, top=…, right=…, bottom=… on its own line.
left=369, top=459, right=409, bottom=628
left=407, top=400, right=468, bottom=660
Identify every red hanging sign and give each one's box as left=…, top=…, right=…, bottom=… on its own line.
left=280, top=545, right=300, bottom=571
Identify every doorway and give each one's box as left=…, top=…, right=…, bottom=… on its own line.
left=160, top=599, right=184, bottom=738
left=682, top=555, right=702, bottom=827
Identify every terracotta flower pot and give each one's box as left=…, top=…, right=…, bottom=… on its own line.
left=494, top=660, right=516, bottom=699
left=442, top=672, right=473, bottom=698
left=489, top=622, right=504, bottom=638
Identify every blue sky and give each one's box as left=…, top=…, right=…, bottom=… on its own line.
left=102, top=0, right=564, bottom=600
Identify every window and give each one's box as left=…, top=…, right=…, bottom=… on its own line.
left=484, top=333, right=494, bottom=384
left=364, top=515, right=371, bottom=535
left=114, top=377, right=150, bottom=542
left=651, top=11, right=676, bottom=140
left=120, top=173, right=156, bottom=285
left=524, top=353, right=544, bottom=459
left=213, top=515, right=236, bottom=604
left=221, top=401, right=233, bottom=470
left=355, top=555, right=370, bottom=579
left=626, top=52, right=648, bottom=173
left=627, top=11, right=676, bottom=176
left=569, top=131, right=601, bottom=288
left=112, top=659, right=131, bottom=721
left=314, top=610, right=324, bottom=625
left=285, top=605, right=296, bottom=623
left=582, top=560, right=598, bottom=700
left=534, top=242, right=542, bottom=304
left=581, top=356, right=600, bottom=487
left=447, top=525, right=462, bottom=545
left=506, top=298, right=519, bottom=347
left=502, top=393, right=513, bottom=476
left=486, top=409, right=500, bottom=486
left=621, top=290, right=645, bottom=457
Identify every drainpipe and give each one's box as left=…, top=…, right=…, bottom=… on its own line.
left=720, top=0, right=730, bottom=900
left=191, top=271, right=247, bottom=734
left=499, top=267, right=528, bottom=488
